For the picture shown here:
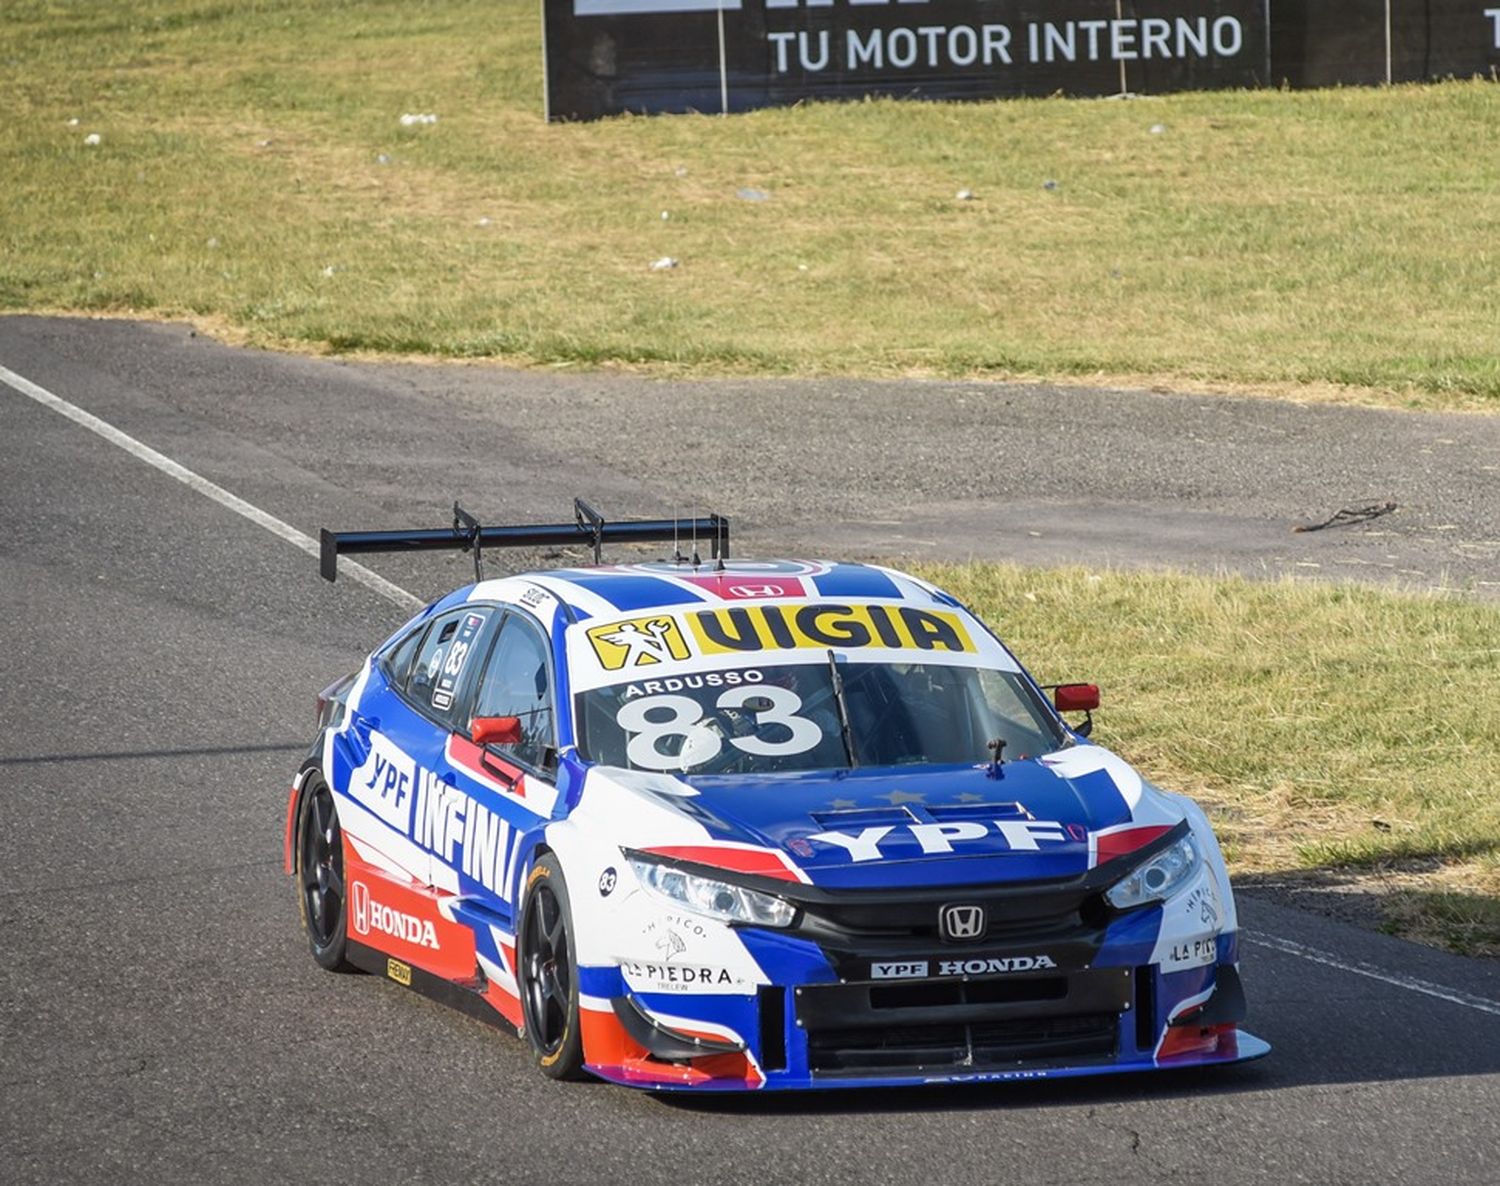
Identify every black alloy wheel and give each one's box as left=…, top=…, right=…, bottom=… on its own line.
left=297, top=773, right=355, bottom=972
left=518, top=855, right=586, bottom=1079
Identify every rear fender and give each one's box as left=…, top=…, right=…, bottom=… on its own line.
left=284, top=762, right=322, bottom=876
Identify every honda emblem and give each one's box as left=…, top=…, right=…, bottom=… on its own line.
left=939, top=903, right=987, bottom=942
left=352, top=880, right=370, bottom=935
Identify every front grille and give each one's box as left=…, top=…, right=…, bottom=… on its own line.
left=806, top=1013, right=1119, bottom=1074
left=868, top=975, right=1068, bottom=1010
left=796, top=967, right=1132, bottom=1077
left=792, top=881, right=1108, bottom=945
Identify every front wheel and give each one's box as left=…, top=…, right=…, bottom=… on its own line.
left=517, top=855, right=587, bottom=1080
left=296, top=773, right=355, bottom=972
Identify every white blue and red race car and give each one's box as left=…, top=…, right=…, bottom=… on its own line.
left=287, top=502, right=1269, bottom=1091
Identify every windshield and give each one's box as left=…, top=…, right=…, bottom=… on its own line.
left=574, top=660, right=1065, bottom=775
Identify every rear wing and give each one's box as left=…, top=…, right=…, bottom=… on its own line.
left=319, top=498, right=729, bottom=583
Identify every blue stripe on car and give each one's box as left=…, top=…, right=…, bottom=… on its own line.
left=549, top=572, right=708, bottom=612
left=809, top=565, right=902, bottom=600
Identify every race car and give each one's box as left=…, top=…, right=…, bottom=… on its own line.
left=286, top=501, right=1269, bottom=1091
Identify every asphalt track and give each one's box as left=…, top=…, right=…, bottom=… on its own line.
left=2, top=315, right=1499, bottom=1186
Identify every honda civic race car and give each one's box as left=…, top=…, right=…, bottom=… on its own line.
left=286, top=503, right=1269, bottom=1091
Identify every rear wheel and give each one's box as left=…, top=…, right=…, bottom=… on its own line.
left=518, top=855, right=586, bottom=1080
left=296, top=774, right=355, bottom=972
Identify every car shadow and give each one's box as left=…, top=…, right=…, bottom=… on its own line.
left=655, top=1058, right=1277, bottom=1116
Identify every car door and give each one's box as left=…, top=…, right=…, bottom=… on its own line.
left=434, top=608, right=560, bottom=922
left=344, top=606, right=496, bottom=887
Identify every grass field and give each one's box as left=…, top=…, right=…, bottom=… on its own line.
left=922, top=565, right=1500, bottom=954
left=4, top=0, right=1500, bottom=409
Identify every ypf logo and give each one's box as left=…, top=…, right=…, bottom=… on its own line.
left=939, top=903, right=987, bottom=943
left=586, top=615, right=691, bottom=670
left=352, top=880, right=371, bottom=935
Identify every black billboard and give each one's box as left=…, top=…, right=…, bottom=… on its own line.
left=542, top=1, right=1500, bottom=120
left=543, top=0, right=1271, bottom=120
left=1271, top=2, right=1500, bottom=87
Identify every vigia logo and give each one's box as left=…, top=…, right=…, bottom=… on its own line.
left=351, top=880, right=439, bottom=950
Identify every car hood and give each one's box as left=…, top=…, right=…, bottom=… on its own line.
left=595, top=744, right=1181, bottom=890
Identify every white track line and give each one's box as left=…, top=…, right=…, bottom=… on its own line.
left=0, top=361, right=423, bottom=614
left=7, top=360, right=1500, bottom=1019
left=1243, top=931, right=1500, bottom=1018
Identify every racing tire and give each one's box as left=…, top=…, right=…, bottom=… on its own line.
left=518, top=855, right=588, bottom=1081
left=296, top=772, right=356, bottom=973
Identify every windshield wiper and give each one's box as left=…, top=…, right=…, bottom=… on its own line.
left=826, top=649, right=858, bottom=768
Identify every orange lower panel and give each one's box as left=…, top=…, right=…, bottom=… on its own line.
left=484, top=982, right=524, bottom=1029
left=342, top=843, right=478, bottom=984
left=579, top=1006, right=763, bottom=1088
left=1158, top=1020, right=1238, bottom=1061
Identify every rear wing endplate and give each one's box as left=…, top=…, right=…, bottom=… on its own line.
left=319, top=498, right=728, bottom=584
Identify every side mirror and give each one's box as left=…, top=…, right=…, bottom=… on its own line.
left=1053, top=683, right=1100, bottom=713
left=1053, top=683, right=1099, bottom=737
left=471, top=715, right=522, bottom=747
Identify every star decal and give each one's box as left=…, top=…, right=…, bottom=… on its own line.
left=828, top=798, right=857, bottom=810
left=879, top=789, right=926, bottom=806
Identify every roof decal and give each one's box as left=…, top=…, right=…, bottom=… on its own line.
left=523, top=574, right=631, bottom=622
left=548, top=570, right=712, bottom=612
left=808, top=565, right=902, bottom=600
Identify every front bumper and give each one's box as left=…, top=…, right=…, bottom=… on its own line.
left=583, top=825, right=1267, bottom=1091
left=577, top=944, right=1268, bottom=1092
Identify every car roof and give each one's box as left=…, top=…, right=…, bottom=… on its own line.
left=478, top=559, right=963, bottom=619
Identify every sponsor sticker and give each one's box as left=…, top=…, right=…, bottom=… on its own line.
left=583, top=603, right=979, bottom=673
left=936, top=955, right=1058, bottom=976
left=687, top=603, right=975, bottom=657
left=348, top=732, right=528, bottom=901
left=869, top=955, right=1059, bottom=980
left=809, top=818, right=1070, bottom=862
left=587, top=615, right=692, bottom=670
left=431, top=612, right=487, bottom=710
left=621, top=960, right=736, bottom=987
left=872, top=961, right=930, bottom=980
left=348, top=733, right=418, bottom=833
left=1184, top=881, right=1221, bottom=929
left=351, top=880, right=440, bottom=950
left=386, top=958, right=412, bottom=986
left=1163, top=937, right=1218, bottom=971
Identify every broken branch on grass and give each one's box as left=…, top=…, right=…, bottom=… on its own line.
left=1294, top=501, right=1398, bottom=533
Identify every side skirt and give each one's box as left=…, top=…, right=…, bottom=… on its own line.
left=346, top=939, right=519, bottom=1038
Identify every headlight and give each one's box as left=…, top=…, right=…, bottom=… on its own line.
left=1105, top=833, right=1201, bottom=910
left=627, top=856, right=796, bottom=928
